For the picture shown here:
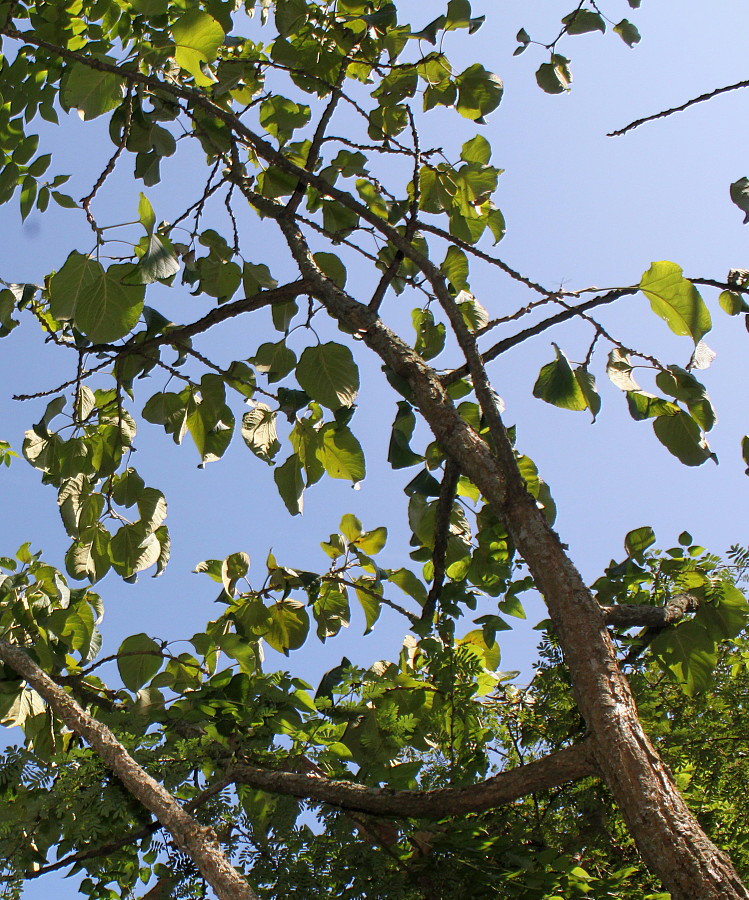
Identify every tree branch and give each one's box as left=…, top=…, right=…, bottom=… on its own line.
left=231, top=742, right=596, bottom=818
left=608, top=78, right=749, bottom=137
left=0, top=639, right=257, bottom=900
left=441, top=288, right=636, bottom=385
left=602, top=593, right=700, bottom=629
left=90, top=281, right=310, bottom=355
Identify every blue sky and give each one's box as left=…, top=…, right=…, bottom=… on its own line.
left=2, top=1, right=749, bottom=895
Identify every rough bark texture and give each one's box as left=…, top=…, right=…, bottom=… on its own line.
left=277, top=243, right=748, bottom=899
left=603, top=593, right=700, bottom=627
left=0, top=639, right=257, bottom=900
left=231, top=742, right=597, bottom=818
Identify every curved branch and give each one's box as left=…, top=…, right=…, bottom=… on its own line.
left=231, top=742, right=597, bottom=818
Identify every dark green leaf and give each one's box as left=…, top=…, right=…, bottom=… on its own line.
left=296, top=343, right=359, bottom=409
left=562, top=10, right=605, bottom=34
left=653, top=411, right=716, bottom=466
left=614, top=19, right=641, bottom=46
left=533, top=345, right=587, bottom=411
left=117, top=633, right=162, bottom=691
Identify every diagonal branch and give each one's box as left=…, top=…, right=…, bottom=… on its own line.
left=26, top=772, right=233, bottom=879
left=0, top=639, right=257, bottom=900
left=442, top=288, right=636, bottom=385
left=231, top=741, right=597, bottom=818
left=90, top=280, right=310, bottom=354
left=608, top=78, right=749, bottom=137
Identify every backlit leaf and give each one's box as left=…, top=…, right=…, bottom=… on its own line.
left=639, top=261, right=711, bottom=344
left=172, top=10, right=224, bottom=86
left=296, top=343, right=359, bottom=410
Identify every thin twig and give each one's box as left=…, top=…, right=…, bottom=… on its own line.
left=608, top=78, right=749, bottom=137
left=80, top=85, right=135, bottom=233
left=418, top=221, right=555, bottom=296
left=442, top=288, right=637, bottom=385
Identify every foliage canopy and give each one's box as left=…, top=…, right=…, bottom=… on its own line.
left=0, top=1, right=748, bottom=899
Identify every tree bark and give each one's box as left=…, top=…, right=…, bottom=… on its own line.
left=230, top=742, right=597, bottom=818
left=0, top=639, right=258, bottom=900
left=278, top=240, right=748, bottom=899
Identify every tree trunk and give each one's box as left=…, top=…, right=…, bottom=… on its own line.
left=300, top=269, right=749, bottom=900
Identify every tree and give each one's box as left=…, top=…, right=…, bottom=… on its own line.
left=0, top=0, right=747, bottom=897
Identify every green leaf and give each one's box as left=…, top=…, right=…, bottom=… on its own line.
left=388, top=402, right=423, bottom=469
left=458, top=629, right=500, bottom=670
left=252, top=341, right=297, bottom=383
left=457, top=291, right=489, bottom=331
left=730, top=177, right=749, bottom=223
left=719, top=290, right=744, bottom=315
left=65, top=524, right=111, bottom=583
left=356, top=526, right=387, bottom=555
left=316, top=424, right=366, bottom=482
left=138, top=193, right=155, bottom=234
left=264, top=599, right=310, bottom=654
left=650, top=620, right=717, bottom=696
left=455, top=64, right=503, bottom=121
left=624, top=525, right=655, bottom=560
left=388, top=567, right=427, bottom=605
left=562, top=10, right=605, bottom=34
left=259, top=95, right=311, bottom=145
left=536, top=55, right=572, bottom=94
left=274, top=454, right=305, bottom=515
left=441, top=246, right=469, bottom=292
left=639, top=261, right=711, bottom=344
left=460, top=134, right=491, bottom=165
left=61, top=63, right=125, bottom=120
left=50, top=253, right=145, bottom=343
left=142, top=391, right=192, bottom=444
left=110, top=524, right=161, bottom=576
left=340, top=514, right=362, bottom=542
left=196, top=257, right=241, bottom=300
left=275, top=0, right=308, bottom=36
left=221, top=551, right=250, bottom=595
left=653, top=411, right=716, bottom=466
left=313, top=252, right=347, bottom=288
left=313, top=582, right=350, bottom=640
left=412, top=308, right=446, bottom=360
left=296, top=343, right=359, bottom=410
left=626, top=391, right=680, bottom=421
left=117, top=633, right=162, bottom=691
left=135, top=233, right=180, bottom=284
left=241, top=404, right=280, bottom=463
left=533, top=345, right=588, bottom=411
left=614, top=19, right=641, bottom=46
left=243, top=261, right=278, bottom=294
left=354, top=580, right=382, bottom=634
left=574, top=366, right=601, bottom=421
left=186, top=380, right=234, bottom=465
left=172, top=10, right=224, bottom=86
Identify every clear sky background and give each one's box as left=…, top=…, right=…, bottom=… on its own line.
left=2, top=1, right=749, bottom=896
